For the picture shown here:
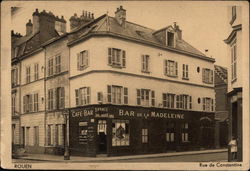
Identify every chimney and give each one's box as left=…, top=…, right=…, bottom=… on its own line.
left=32, top=8, right=40, bottom=33
left=173, top=22, right=182, bottom=40
left=115, top=6, right=126, bottom=27
left=55, top=15, right=66, bottom=34
left=26, top=19, right=33, bottom=36
left=69, top=11, right=94, bottom=31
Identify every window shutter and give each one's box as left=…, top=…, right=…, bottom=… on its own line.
left=142, top=55, right=145, bottom=71
left=202, top=68, right=205, bottom=82
left=75, top=89, right=79, bottom=106
left=23, top=96, right=26, bottom=113
left=211, top=99, right=214, bottom=111
left=87, top=87, right=90, bottom=104
left=77, top=53, right=80, bottom=70
left=175, top=62, right=178, bottom=76
left=165, top=60, right=168, bottom=75
left=122, top=50, right=126, bottom=67
left=108, top=48, right=112, bottom=65
left=182, top=64, right=185, bottom=78
left=189, top=96, right=192, bottom=109
left=210, top=70, right=213, bottom=83
left=61, top=87, right=65, bottom=108
left=186, top=65, right=188, bottom=78
left=107, top=85, right=112, bottom=103
left=202, top=98, right=205, bottom=111
left=124, top=87, right=128, bottom=104
left=151, top=90, right=155, bottom=106
left=85, top=50, right=89, bottom=67
left=29, top=94, right=33, bottom=112
left=137, top=89, right=141, bottom=105
left=53, top=88, right=57, bottom=110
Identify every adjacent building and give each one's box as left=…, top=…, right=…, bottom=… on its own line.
left=224, top=6, right=243, bottom=161
left=12, top=6, right=216, bottom=157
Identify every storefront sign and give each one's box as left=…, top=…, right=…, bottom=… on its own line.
left=118, top=109, right=184, bottom=119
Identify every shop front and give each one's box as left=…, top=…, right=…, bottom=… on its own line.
left=69, top=104, right=215, bottom=157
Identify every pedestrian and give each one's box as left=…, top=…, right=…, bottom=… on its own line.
left=229, top=136, right=237, bottom=160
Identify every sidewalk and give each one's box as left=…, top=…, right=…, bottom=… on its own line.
left=15, top=148, right=228, bottom=162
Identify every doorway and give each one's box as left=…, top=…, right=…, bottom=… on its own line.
left=97, top=120, right=107, bottom=154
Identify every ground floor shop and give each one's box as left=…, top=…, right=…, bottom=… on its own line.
left=68, top=104, right=215, bottom=157
left=227, top=88, right=242, bottom=162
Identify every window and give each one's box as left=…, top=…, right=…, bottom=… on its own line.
left=47, top=125, right=53, bottom=146
left=23, top=94, right=33, bottom=113
left=12, top=94, right=16, bottom=115
left=141, top=55, right=150, bottom=73
left=166, top=122, right=175, bottom=142
left=163, top=93, right=175, bottom=108
left=75, top=87, right=90, bottom=106
left=33, top=93, right=39, bottom=112
left=48, top=89, right=54, bottom=110
left=189, top=96, right=192, bottom=110
left=137, top=89, right=150, bottom=106
left=108, top=48, right=126, bottom=67
left=55, top=55, right=61, bottom=73
left=181, top=123, right=189, bottom=142
left=26, top=66, right=31, bottom=83
left=34, top=63, right=39, bottom=80
left=142, top=128, right=148, bottom=143
left=164, top=60, right=178, bottom=77
left=77, top=50, right=89, bottom=70
left=202, top=97, right=214, bottom=112
left=202, top=68, right=213, bottom=84
left=55, top=124, right=65, bottom=146
left=167, top=31, right=174, bottom=47
left=26, top=127, right=30, bottom=145
left=11, top=68, right=18, bottom=86
left=176, top=94, right=191, bottom=110
left=33, top=126, right=39, bottom=146
left=107, top=85, right=128, bottom=105
left=48, top=58, right=53, bottom=76
left=56, top=87, right=65, bottom=109
left=112, top=120, right=129, bottom=146
left=231, top=41, right=237, bottom=81
left=182, top=64, right=189, bottom=79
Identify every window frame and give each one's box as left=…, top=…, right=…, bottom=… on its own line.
left=182, top=64, right=189, bottom=80
left=165, top=60, right=178, bottom=77
left=108, top=48, right=126, bottom=68
left=26, top=66, right=31, bottom=83
left=55, top=54, right=61, bottom=74
left=142, top=128, right=148, bottom=143
left=34, top=63, right=39, bottom=81
left=231, top=40, right=237, bottom=82
left=141, top=54, right=150, bottom=73
left=77, top=50, right=89, bottom=71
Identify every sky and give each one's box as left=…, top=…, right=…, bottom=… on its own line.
left=10, top=1, right=238, bottom=68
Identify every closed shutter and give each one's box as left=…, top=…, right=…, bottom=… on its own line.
left=202, top=68, right=205, bottom=83
left=210, top=70, right=213, bottom=84
left=85, top=50, right=89, bottom=67
left=87, top=87, right=90, bottom=104
left=211, top=99, right=214, bottom=111
left=165, top=60, right=168, bottom=75
left=54, top=88, right=57, bottom=110
left=75, top=89, right=79, bottom=106
left=189, top=96, right=192, bottom=109
left=107, top=85, right=112, bottom=103
left=142, top=55, right=145, bottom=71
left=137, top=89, right=141, bottom=105
left=151, top=90, right=155, bottom=106
left=122, top=50, right=126, bottom=67
left=175, top=61, right=178, bottom=76
left=61, top=87, right=65, bottom=108
left=202, top=98, right=205, bottom=111
left=108, top=48, right=112, bottom=65
left=23, top=96, right=26, bottom=113
left=77, top=53, right=80, bottom=70
left=29, top=94, right=33, bottom=112
left=124, top=87, right=128, bottom=104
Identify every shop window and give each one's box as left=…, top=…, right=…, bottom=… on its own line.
left=164, top=60, right=178, bottom=77
left=181, top=123, right=189, bottom=142
left=75, top=87, right=90, bottom=106
left=107, top=85, right=128, bottom=105
left=79, top=122, right=88, bottom=145
left=163, top=93, right=175, bottom=108
left=142, top=128, right=148, bottom=143
left=141, top=54, right=150, bottom=73
left=202, top=68, right=213, bottom=84
left=34, top=63, right=39, bottom=80
left=108, top=48, right=126, bottom=68
left=137, top=89, right=155, bottom=107
left=112, top=120, right=129, bottom=146
left=33, top=126, right=39, bottom=146
left=166, top=122, right=175, bottom=142
left=77, top=50, right=89, bottom=71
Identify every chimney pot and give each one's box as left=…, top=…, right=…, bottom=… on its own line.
left=88, top=12, right=91, bottom=18
left=91, top=13, right=94, bottom=19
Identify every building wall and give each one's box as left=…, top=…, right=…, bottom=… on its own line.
left=69, top=37, right=214, bottom=88
left=12, top=119, right=20, bottom=144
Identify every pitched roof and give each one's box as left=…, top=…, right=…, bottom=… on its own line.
left=215, top=65, right=228, bottom=83
left=69, top=15, right=208, bottom=58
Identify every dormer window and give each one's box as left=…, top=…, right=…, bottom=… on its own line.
left=167, top=31, right=174, bottom=47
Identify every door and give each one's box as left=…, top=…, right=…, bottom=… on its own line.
left=97, top=120, right=107, bottom=153
left=21, top=127, right=25, bottom=147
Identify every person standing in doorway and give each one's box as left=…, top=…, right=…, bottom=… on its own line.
left=229, top=136, right=237, bottom=160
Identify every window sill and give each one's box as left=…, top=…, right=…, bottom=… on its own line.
left=182, top=77, right=189, bottom=80
left=109, top=64, right=124, bottom=69
left=165, top=74, right=178, bottom=78
left=231, top=78, right=237, bottom=84
left=78, top=65, right=89, bottom=71
left=141, top=70, right=150, bottom=74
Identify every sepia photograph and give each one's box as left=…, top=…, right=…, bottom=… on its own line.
left=1, top=0, right=249, bottom=170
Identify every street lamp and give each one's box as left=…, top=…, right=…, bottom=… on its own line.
left=63, top=110, right=70, bottom=160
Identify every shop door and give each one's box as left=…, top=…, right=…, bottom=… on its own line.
left=97, top=120, right=107, bottom=154
left=200, top=119, right=213, bottom=148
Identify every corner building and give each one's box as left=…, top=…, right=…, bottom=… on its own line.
left=67, top=6, right=216, bottom=156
